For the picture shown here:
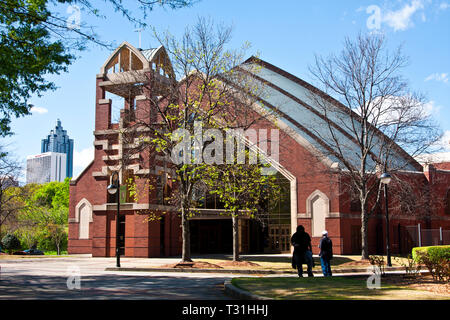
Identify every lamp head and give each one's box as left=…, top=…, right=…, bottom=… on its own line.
left=107, top=183, right=118, bottom=194
left=380, top=172, right=392, bottom=185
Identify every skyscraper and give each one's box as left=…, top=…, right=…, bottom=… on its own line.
left=26, top=152, right=67, bottom=184
left=41, top=119, right=74, bottom=178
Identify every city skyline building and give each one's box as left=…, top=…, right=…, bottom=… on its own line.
left=26, top=152, right=67, bottom=184
left=41, top=119, right=74, bottom=178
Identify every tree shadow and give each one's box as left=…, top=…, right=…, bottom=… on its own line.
left=237, top=276, right=407, bottom=300
left=0, top=274, right=233, bottom=300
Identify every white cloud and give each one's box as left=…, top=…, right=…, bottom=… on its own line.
left=416, top=130, right=450, bottom=163
left=30, top=106, right=48, bottom=114
left=363, top=96, right=437, bottom=125
left=424, top=73, right=449, bottom=83
left=439, top=130, right=450, bottom=151
left=439, top=2, right=450, bottom=10
left=382, top=0, right=425, bottom=31
left=413, top=130, right=450, bottom=162
left=422, top=100, right=441, bottom=116
left=73, top=147, right=94, bottom=177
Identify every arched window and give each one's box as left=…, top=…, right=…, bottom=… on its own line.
left=76, top=199, right=93, bottom=239
left=307, top=190, right=330, bottom=237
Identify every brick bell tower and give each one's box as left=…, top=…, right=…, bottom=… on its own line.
left=89, top=42, right=179, bottom=257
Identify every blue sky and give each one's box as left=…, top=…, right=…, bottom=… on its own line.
left=4, top=0, right=450, bottom=180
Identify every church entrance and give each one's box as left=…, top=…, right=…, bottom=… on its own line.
left=189, top=218, right=267, bottom=254
left=190, top=219, right=232, bottom=254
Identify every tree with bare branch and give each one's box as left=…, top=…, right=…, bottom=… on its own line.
left=308, top=33, right=442, bottom=259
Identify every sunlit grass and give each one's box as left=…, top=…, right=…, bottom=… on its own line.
left=232, top=276, right=450, bottom=300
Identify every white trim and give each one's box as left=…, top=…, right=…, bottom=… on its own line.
left=75, top=199, right=93, bottom=240
left=98, top=99, right=111, bottom=105
left=75, top=198, right=93, bottom=223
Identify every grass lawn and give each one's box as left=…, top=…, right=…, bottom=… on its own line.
left=0, top=251, right=69, bottom=259
left=232, top=276, right=450, bottom=300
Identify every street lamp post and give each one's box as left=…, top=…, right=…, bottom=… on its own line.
left=380, top=172, right=392, bottom=267
left=107, top=171, right=121, bottom=268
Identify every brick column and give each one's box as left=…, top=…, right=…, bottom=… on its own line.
left=95, top=75, right=111, bottom=131
left=92, top=212, right=109, bottom=257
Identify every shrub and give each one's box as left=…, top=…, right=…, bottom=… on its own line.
left=1, top=234, right=22, bottom=254
left=412, top=245, right=450, bottom=282
left=369, top=255, right=385, bottom=276
left=395, top=254, right=421, bottom=278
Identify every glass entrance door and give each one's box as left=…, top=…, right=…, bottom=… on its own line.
left=268, top=224, right=291, bottom=253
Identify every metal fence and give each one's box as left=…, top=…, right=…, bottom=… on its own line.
left=404, top=224, right=450, bottom=249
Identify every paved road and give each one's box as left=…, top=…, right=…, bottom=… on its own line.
left=0, top=256, right=236, bottom=300
left=0, top=255, right=410, bottom=300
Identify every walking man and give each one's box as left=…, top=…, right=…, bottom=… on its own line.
left=319, top=230, right=333, bottom=277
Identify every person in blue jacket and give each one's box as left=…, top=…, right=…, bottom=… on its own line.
left=319, top=230, right=333, bottom=277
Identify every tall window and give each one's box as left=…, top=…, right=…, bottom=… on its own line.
left=156, top=172, right=172, bottom=205
left=446, top=189, right=450, bottom=215
left=267, top=172, right=291, bottom=225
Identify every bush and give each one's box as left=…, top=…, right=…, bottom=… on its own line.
left=1, top=234, right=22, bottom=254
left=395, top=254, right=421, bottom=278
left=369, top=255, right=385, bottom=276
left=412, top=245, right=450, bottom=282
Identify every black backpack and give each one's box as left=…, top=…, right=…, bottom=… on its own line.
left=321, top=237, right=333, bottom=259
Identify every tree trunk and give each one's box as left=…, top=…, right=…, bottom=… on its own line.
left=181, top=206, right=192, bottom=262
left=361, top=197, right=369, bottom=260
left=232, top=214, right=240, bottom=262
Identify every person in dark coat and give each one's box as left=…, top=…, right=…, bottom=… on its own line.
left=291, top=225, right=314, bottom=277
left=319, top=230, right=333, bottom=277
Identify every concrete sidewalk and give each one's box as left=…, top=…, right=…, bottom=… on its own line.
left=105, top=265, right=405, bottom=275
left=102, top=253, right=406, bottom=275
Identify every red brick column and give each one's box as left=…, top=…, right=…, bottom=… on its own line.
left=92, top=212, right=110, bottom=257
left=95, top=75, right=111, bottom=130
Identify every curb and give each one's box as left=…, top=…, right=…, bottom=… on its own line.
left=104, top=266, right=405, bottom=274
left=223, top=279, right=272, bottom=300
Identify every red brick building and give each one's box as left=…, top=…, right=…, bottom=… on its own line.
left=68, top=42, right=450, bottom=257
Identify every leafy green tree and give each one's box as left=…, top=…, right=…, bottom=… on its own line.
left=31, top=177, right=70, bottom=209
left=203, top=157, right=279, bottom=261
left=16, top=224, right=40, bottom=250
left=19, top=179, right=69, bottom=254
left=0, top=0, right=73, bottom=136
